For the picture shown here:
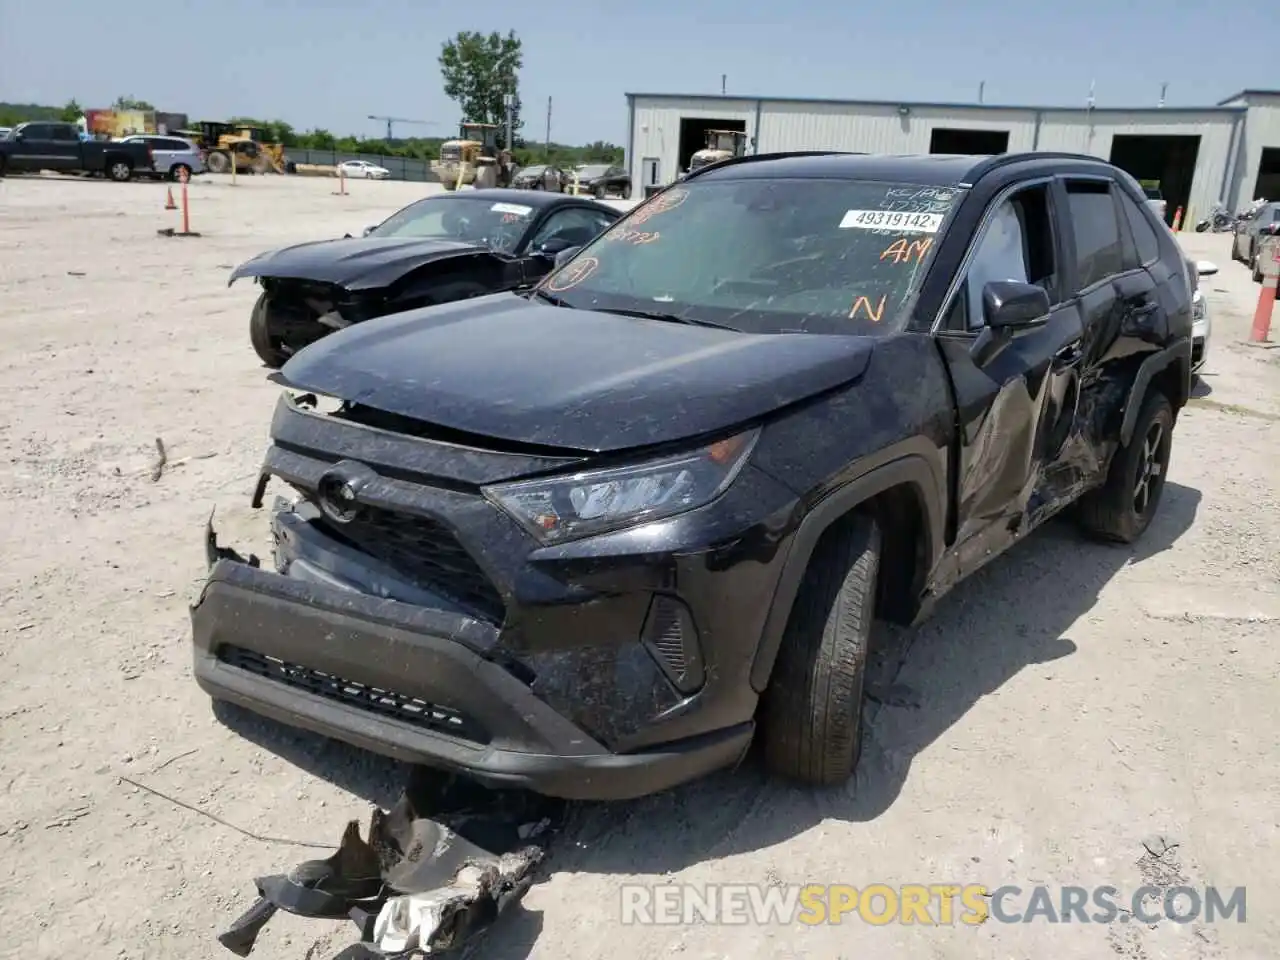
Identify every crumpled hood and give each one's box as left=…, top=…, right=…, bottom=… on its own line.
left=280, top=293, right=876, bottom=452
left=228, top=237, right=486, bottom=290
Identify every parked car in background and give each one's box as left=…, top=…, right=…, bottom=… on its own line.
left=195, top=151, right=1201, bottom=800
left=568, top=163, right=630, bottom=199
left=338, top=160, right=391, bottom=180
left=0, top=127, right=11, bottom=140
left=230, top=188, right=620, bottom=367
left=0, top=121, right=153, bottom=181
left=512, top=164, right=565, bottom=191
left=1230, top=200, right=1280, bottom=280
left=1143, top=186, right=1167, bottom=222
left=116, top=134, right=205, bottom=181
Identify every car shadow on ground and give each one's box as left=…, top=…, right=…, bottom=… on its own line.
left=216, top=481, right=1201, bottom=959
left=1191, top=375, right=1213, bottom=399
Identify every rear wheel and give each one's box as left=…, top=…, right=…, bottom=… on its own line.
left=621, top=183, right=632, bottom=199
left=1252, top=247, right=1263, bottom=283
left=1076, top=391, right=1173, bottom=543
left=760, top=515, right=880, bottom=786
left=107, top=160, right=133, bottom=182
left=249, top=294, right=290, bottom=369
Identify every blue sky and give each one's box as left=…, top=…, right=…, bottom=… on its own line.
left=0, top=0, right=1273, bottom=145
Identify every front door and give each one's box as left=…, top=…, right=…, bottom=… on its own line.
left=934, top=179, right=1086, bottom=577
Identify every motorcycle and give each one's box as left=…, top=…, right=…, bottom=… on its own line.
left=1194, top=203, right=1236, bottom=233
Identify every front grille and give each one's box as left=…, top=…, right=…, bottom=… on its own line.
left=218, top=645, right=489, bottom=743
left=315, top=502, right=505, bottom=623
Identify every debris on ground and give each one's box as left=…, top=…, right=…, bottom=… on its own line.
left=218, top=771, right=563, bottom=958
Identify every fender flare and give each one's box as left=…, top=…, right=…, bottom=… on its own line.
left=1119, top=337, right=1190, bottom=447
left=748, top=449, right=945, bottom=693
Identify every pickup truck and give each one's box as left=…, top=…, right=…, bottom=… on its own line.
left=0, top=121, right=154, bottom=181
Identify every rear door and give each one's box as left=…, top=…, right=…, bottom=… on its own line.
left=45, top=123, right=84, bottom=171
left=933, top=176, right=1087, bottom=576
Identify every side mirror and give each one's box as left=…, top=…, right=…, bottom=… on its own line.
left=553, top=245, right=582, bottom=268
left=983, top=280, right=1051, bottom=330
left=361, top=225, right=375, bottom=237
left=1196, top=260, right=1219, bottom=277
left=537, top=236, right=574, bottom=257
left=13, top=131, right=24, bottom=141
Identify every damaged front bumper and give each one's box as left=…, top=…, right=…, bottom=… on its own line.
left=192, top=512, right=752, bottom=801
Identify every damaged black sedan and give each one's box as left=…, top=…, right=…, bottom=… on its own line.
left=193, top=151, right=1200, bottom=801
left=230, top=189, right=620, bottom=367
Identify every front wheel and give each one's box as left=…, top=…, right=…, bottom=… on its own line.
left=107, top=160, right=133, bottom=182
left=1076, top=391, right=1173, bottom=543
left=593, top=183, right=606, bottom=199
left=621, top=183, right=632, bottom=199
left=760, top=515, right=880, bottom=786
left=249, top=294, right=291, bottom=369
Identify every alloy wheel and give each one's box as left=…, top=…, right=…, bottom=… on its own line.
left=1133, top=420, right=1165, bottom=516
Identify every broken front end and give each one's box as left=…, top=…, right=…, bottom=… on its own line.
left=191, top=390, right=771, bottom=801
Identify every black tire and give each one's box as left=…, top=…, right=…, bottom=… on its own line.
left=169, top=164, right=191, bottom=182
left=593, top=183, right=606, bottom=199
left=1194, top=221, right=1208, bottom=233
left=621, top=183, right=632, bottom=200
left=106, top=159, right=133, bottom=182
left=249, top=294, right=290, bottom=369
left=1252, top=249, right=1263, bottom=283
left=1076, top=391, right=1173, bottom=544
left=760, top=515, right=880, bottom=786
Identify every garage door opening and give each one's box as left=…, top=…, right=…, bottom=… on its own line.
left=1109, top=134, right=1201, bottom=226
left=677, top=117, right=747, bottom=176
left=1252, top=147, right=1280, bottom=203
left=928, top=128, right=1009, bottom=155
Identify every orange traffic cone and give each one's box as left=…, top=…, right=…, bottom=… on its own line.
left=164, top=187, right=177, bottom=211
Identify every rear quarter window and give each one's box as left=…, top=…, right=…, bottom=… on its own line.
left=1065, top=181, right=1125, bottom=288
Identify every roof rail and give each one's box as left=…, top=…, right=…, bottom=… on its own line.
left=963, top=151, right=1114, bottom=184
left=682, top=150, right=864, bottom=181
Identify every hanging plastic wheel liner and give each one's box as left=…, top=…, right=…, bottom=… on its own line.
left=217, top=770, right=564, bottom=958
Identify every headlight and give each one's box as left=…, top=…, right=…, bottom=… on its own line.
left=1193, top=288, right=1205, bottom=320
left=482, top=430, right=759, bottom=544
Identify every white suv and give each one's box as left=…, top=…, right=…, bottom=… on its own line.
left=116, top=135, right=205, bottom=181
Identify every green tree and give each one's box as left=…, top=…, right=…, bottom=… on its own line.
left=439, top=30, right=523, bottom=147
left=59, top=99, right=83, bottom=122
left=113, top=95, right=155, bottom=111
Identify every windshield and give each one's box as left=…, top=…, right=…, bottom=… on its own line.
left=520, top=165, right=546, bottom=176
left=368, top=196, right=535, bottom=253
left=537, top=178, right=959, bottom=335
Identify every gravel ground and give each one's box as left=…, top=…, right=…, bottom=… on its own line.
left=0, top=174, right=1276, bottom=960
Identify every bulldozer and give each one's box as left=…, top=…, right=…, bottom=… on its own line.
left=434, top=122, right=500, bottom=189
left=686, top=129, right=749, bottom=176
left=178, top=121, right=287, bottom=175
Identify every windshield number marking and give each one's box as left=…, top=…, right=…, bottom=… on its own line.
left=629, top=188, right=689, bottom=225
left=880, top=237, right=934, bottom=264
left=849, top=293, right=887, bottom=322
left=840, top=210, right=943, bottom=233
left=604, top=228, right=660, bottom=245
left=545, top=256, right=599, bottom=292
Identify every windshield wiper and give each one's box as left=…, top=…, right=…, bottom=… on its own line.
left=596, top=307, right=738, bottom=331
left=528, top=288, right=573, bottom=307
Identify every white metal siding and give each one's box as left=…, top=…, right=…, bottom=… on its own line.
left=1035, top=110, right=1238, bottom=222
left=629, top=98, right=758, bottom=188
left=1228, top=96, right=1280, bottom=209
left=754, top=101, right=1039, bottom=155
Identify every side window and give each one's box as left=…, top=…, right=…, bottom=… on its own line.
left=1064, top=180, right=1124, bottom=289
left=22, top=124, right=50, bottom=139
left=949, top=183, right=1057, bottom=332
left=1117, top=190, right=1161, bottom=267
left=530, top=208, right=614, bottom=249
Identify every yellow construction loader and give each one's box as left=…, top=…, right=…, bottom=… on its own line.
left=180, top=121, right=286, bottom=175
left=434, top=122, right=500, bottom=189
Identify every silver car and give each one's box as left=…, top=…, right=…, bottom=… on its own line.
left=116, top=134, right=205, bottom=181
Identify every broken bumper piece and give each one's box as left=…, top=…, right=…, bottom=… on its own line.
left=219, top=779, right=554, bottom=958
left=192, top=519, right=752, bottom=801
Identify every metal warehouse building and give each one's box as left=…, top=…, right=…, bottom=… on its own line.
left=625, top=89, right=1280, bottom=225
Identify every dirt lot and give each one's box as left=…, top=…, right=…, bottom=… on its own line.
left=1, top=174, right=1277, bottom=960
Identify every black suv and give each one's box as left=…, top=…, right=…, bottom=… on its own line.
left=192, top=152, right=1200, bottom=801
